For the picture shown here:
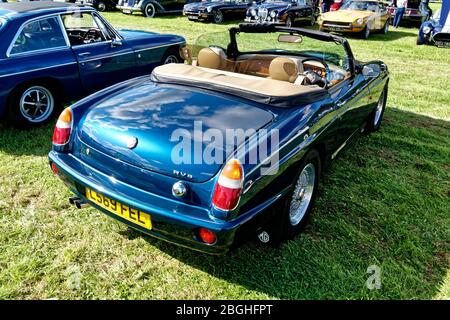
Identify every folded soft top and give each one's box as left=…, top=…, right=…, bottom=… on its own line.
left=151, top=64, right=329, bottom=108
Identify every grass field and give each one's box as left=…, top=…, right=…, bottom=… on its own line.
left=0, top=4, right=449, bottom=299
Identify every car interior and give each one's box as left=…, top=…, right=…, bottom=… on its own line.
left=10, top=17, right=66, bottom=55
left=172, top=45, right=350, bottom=93
left=61, top=13, right=115, bottom=46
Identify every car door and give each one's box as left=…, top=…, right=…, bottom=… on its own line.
left=3, top=15, right=82, bottom=102
left=331, top=76, right=372, bottom=148
left=61, top=12, right=136, bottom=94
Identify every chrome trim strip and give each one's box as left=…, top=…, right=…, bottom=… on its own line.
left=57, top=14, right=71, bottom=47
left=0, top=61, right=78, bottom=79
left=77, top=42, right=185, bottom=63
left=134, top=41, right=185, bottom=53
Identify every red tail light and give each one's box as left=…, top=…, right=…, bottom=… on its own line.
left=51, top=163, right=59, bottom=175
left=52, top=107, right=72, bottom=145
left=198, top=228, right=217, bottom=244
left=212, top=159, right=244, bottom=211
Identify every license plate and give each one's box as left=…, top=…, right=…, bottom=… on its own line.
left=436, top=41, right=450, bottom=48
left=188, top=15, right=199, bottom=20
left=86, top=187, right=152, bottom=230
left=329, top=27, right=342, bottom=31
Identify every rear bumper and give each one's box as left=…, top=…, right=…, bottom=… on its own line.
left=48, top=151, right=275, bottom=254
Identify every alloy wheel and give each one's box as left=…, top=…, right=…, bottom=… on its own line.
left=164, top=55, right=179, bottom=64
left=19, top=86, right=54, bottom=123
left=213, top=11, right=223, bottom=24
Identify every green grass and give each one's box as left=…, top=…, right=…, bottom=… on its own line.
left=0, top=6, right=449, bottom=299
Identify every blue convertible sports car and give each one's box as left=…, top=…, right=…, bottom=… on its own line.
left=0, top=2, right=185, bottom=127
left=49, top=24, right=389, bottom=254
left=417, top=1, right=450, bottom=47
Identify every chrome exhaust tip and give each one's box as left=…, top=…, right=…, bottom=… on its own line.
left=74, top=200, right=89, bottom=209
left=69, top=197, right=80, bottom=205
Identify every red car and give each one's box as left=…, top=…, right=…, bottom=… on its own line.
left=330, top=0, right=348, bottom=11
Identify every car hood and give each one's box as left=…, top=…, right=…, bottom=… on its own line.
left=254, top=3, right=291, bottom=11
left=77, top=79, right=274, bottom=183
left=184, top=2, right=210, bottom=10
left=118, top=29, right=157, bottom=39
left=322, top=9, right=373, bottom=22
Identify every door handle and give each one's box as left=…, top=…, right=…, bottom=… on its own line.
left=78, top=52, right=91, bottom=57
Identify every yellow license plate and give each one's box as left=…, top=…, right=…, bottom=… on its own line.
left=85, top=187, right=152, bottom=230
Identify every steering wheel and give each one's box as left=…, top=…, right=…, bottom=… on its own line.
left=299, top=57, right=331, bottom=88
left=82, top=29, right=100, bottom=43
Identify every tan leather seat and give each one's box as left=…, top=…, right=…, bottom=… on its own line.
left=268, top=57, right=300, bottom=83
left=197, top=47, right=228, bottom=70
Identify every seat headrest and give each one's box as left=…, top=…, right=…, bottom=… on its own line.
left=197, top=47, right=226, bottom=69
left=269, top=57, right=298, bottom=83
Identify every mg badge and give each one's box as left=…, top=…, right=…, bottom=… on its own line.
left=127, top=136, right=138, bottom=149
left=258, top=231, right=270, bottom=243
left=172, top=181, right=187, bottom=198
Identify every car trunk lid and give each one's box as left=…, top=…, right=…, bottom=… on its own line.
left=77, top=80, right=274, bottom=183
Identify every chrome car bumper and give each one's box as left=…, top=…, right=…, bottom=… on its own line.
left=183, top=11, right=212, bottom=20
left=117, top=5, right=142, bottom=13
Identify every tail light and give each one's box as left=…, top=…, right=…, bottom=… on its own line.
left=212, top=159, right=244, bottom=211
left=52, top=107, right=72, bottom=145
left=198, top=228, right=217, bottom=244
left=51, top=163, right=59, bottom=175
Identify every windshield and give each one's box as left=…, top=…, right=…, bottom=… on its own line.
left=191, top=31, right=351, bottom=78
left=341, top=1, right=378, bottom=11
left=433, top=9, right=440, bottom=20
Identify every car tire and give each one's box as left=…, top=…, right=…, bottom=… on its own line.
left=161, top=48, right=181, bottom=65
left=212, top=10, right=223, bottom=24
left=361, top=26, right=370, bottom=39
left=417, top=36, right=425, bottom=45
left=365, top=85, right=388, bottom=133
left=144, top=3, right=156, bottom=18
left=97, top=1, right=106, bottom=12
left=285, top=15, right=293, bottom=27
left=280, top=149, right=321, bottom=241
left=382, top=21, right=389, bottom=34
left=6, top=82, right=58, bottom=128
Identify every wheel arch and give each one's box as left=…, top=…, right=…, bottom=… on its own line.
left=7, top=77, right=64, bottom=105
left=142, top=0, right=164, bottom=13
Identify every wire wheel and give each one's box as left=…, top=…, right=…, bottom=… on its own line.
left=289, top=163, right=316, bottom=226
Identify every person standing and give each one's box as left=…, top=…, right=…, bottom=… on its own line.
left=393, top=0, right=408, bottom=29
left=321, top=0, right=334, bottom=14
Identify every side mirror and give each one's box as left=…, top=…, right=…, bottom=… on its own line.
left=362, top=64, right=381, bottom=77
left=278, top=34, right=303, bottom=43
left=111, top=39, right=122, bottom=48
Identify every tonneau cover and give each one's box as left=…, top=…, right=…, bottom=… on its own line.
left=151, top=64, right=329, bottom=107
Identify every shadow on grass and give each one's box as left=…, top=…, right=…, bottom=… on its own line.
left=121, top=107, right=449, bottom=299
left=0, top=123, right=53, bottom=157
